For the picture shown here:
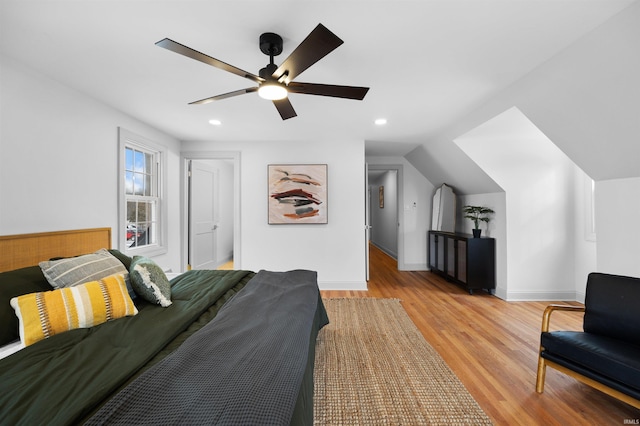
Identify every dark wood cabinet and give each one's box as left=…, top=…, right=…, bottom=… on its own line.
left=428, top=231, right=495, bottom=294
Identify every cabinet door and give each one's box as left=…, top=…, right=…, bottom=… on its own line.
left=436, top=235, right=445, bottom=272
left=428, top=233, right=437, bottom=269
left=457, top=239, right=467, bottom=283
left=446, top=237, right=456, bottom=278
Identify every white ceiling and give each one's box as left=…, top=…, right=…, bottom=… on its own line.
left=0, top=0, right=635, bottom=158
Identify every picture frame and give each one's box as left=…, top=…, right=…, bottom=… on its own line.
left=379, top=185, right=384, bottom=208
left=268, top=164, right=328, bottom=224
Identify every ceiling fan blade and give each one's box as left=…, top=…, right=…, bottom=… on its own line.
left=189, top=87, right=258, bottom=105
left=156, top=38, right=263, bottom=84
left=273, top=98, right=297, bottom=120
left=287, top=82, right=369, bottom=100
left=273, top=24, right=343, bottom=85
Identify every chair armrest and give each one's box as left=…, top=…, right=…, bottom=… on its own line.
left=541, top=304, right=585, bottom=333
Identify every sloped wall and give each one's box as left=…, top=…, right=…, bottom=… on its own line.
left=407, top=4, right=640, bottom=297
left=455, top=108, right=595, bottom=300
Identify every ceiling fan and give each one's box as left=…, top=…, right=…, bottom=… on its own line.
left=156, top=23, right=369, bottom=120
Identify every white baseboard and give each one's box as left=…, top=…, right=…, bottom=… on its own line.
left=398, top=263, right=428, bottom=271
left=373, top=243, right=397, bottom=259
left=504, top=290, right=578, bottom=302
left=318, top=281, right=368, bottom=291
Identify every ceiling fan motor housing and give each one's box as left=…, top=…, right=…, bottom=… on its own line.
left=259, top=32, right=283, bottom=56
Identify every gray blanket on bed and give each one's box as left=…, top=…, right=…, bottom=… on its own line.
left=86, top=269, right=323, bottom=426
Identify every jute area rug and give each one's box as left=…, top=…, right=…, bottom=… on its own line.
left=314, top=298, right=493, bottom=425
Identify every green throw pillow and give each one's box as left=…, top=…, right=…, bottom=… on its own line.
left=129, top=256, right=172, bottom=307
left=108, top=249, right=133, bottom=270
left=0, top=266, right=52, bottom=346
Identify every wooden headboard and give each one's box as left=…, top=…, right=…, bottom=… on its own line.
left=0, top=228, right=111, bottom=272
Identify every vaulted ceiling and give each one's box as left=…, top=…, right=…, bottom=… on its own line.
left=1, top=0, right=637, bottom=194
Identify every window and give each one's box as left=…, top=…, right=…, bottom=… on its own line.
left=118, top=128, right=167, bottom=257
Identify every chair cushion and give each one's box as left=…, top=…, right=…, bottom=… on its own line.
left=541, top=331, right=640, bottom=391
left=583, top=272, right=640, bottom=345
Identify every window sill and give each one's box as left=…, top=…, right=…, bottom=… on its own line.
left=123, top=244, right=167, bottom=259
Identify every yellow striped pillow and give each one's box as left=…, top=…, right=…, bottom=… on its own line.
left=10, top=273, right=138, bottom=346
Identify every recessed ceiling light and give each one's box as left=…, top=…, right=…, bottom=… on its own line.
left=209, top=119, right=222, bottom=126
left=375, top=118, right=387, bottom=126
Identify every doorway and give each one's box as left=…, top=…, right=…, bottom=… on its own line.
left=367, top=164, right=404, bottom=273
left=182, top=152, right=241, bottom=271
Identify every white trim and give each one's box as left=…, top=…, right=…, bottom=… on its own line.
left=584, top=175, right=597, bottom=242
left=117, top=127, right=168, bottom=258
left=399, top=262, right=429, bottom=271
left=504, top=290, right=578, bottom=302
left=318, top=281, right=368, bottom=291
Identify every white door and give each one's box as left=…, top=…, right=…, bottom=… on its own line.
left=189, top=160, right=219, bottom=270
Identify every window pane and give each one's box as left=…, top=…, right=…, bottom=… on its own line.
left=125, top=148, right=134, bottom=172
left=125, top=171, right=134, bottom=195
left=136, top=202, right=147, bottom=223
left=133, top=174, right=143, bottom=195
left=127, top=201, right=137, bottom=223
left=134, top=150, right=145, bottom=173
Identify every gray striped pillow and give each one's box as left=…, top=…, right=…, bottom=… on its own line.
left=39, top=248, right=128, bottom=289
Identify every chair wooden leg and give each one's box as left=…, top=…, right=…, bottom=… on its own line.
left=536, top=354, right=546, bottom=393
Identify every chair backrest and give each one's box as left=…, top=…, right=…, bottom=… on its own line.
left=584, top=272, right=640, bottom=345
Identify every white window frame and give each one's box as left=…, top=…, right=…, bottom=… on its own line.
left=584, top=175, right=596, bottom=242
left=118, top=127, right=168, bottom=257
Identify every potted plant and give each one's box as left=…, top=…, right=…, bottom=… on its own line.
left=463, top=205, right=495, bottom=238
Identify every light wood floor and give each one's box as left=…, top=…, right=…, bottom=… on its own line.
left=321, top=245, right=640, bottom=426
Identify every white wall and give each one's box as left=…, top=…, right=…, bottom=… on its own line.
left=595, top=177, right=640, bottom=279
left=183, top=139, right=367, bottom=290
left=456, top=107, right=595, bottom=301
left=366, top=156, right=432, bottom=270
left=0, top=54, right=183, bottom=272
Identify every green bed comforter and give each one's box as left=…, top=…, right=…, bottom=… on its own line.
left=0, top=269, right=255, bottom=426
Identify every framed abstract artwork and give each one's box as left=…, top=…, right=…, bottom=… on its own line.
left=268, top=164, right=328, bottom=224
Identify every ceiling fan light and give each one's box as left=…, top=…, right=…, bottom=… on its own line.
left=258, top=83, right=288, bottom=100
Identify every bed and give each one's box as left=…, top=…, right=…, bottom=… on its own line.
left=0, top=228, right=328, bottom=425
